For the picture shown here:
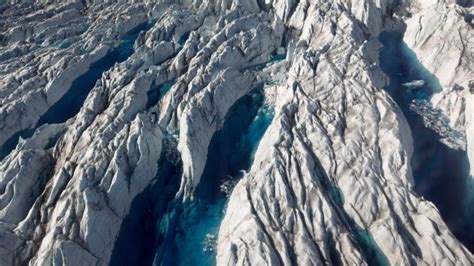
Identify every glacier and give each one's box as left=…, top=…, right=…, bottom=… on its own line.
left=0, top=0, right=473, bottom=265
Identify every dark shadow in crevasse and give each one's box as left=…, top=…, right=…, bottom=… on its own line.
left=0, top=20, right=156, bottom=161
left=153, top=85, right=274, bottom=266
left=378, top=31, right=473, bottom=252
left=110, top=136, right=182, bottom=266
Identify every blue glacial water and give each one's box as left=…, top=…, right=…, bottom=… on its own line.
left=57, top=38, right=78, bottom=49
left=178, top=32, right=191, bottom=47
left=146, top=80, right=176, bottom=109
left=322, top=170, right=388, bottom=265
left=53, top=27, right=89, bottom=49
left=271, top=52, right=286, bottom=62
left=0, top=20, right=156, bottom=161
left=110, top=136, right=182, bottom=266
left=378, top=31, right=473, bottom=251
left=252, top=49, right=287, bottom=71
left=152, top=86, right=274, bottom=266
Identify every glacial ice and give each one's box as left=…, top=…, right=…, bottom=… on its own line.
left=379, top=29, right=474, bottom=252
left=0, top=0, right=472, bottom=265
left=0, top=14, right=156, bottom=161
left=149, top=87, right=274, bottom=266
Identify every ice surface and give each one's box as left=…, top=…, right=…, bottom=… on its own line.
left=379, top=31, right=474, bottom=251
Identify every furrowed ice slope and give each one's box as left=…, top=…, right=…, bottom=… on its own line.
left=0, top=0, right=472, bottom=265
left=218, top=1, right=473, bottom=264
left=0, top=0, right=280, bottom=264
left=402, top=0, right=474, bottom=217
left=0, top=1, right=160, bottom=150
left=405, top=1, right=473, bottom=143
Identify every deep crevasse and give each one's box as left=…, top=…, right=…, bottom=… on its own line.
left=0, top=1, right=472, bottom=265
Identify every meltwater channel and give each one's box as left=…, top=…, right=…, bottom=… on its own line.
left=157, top=87, right=274, bottom=266
left=0, top=20, right=156, bottom=160
left=112, top=85, right=274, bottom=266
left=378, top=31, right=473, bottom=251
